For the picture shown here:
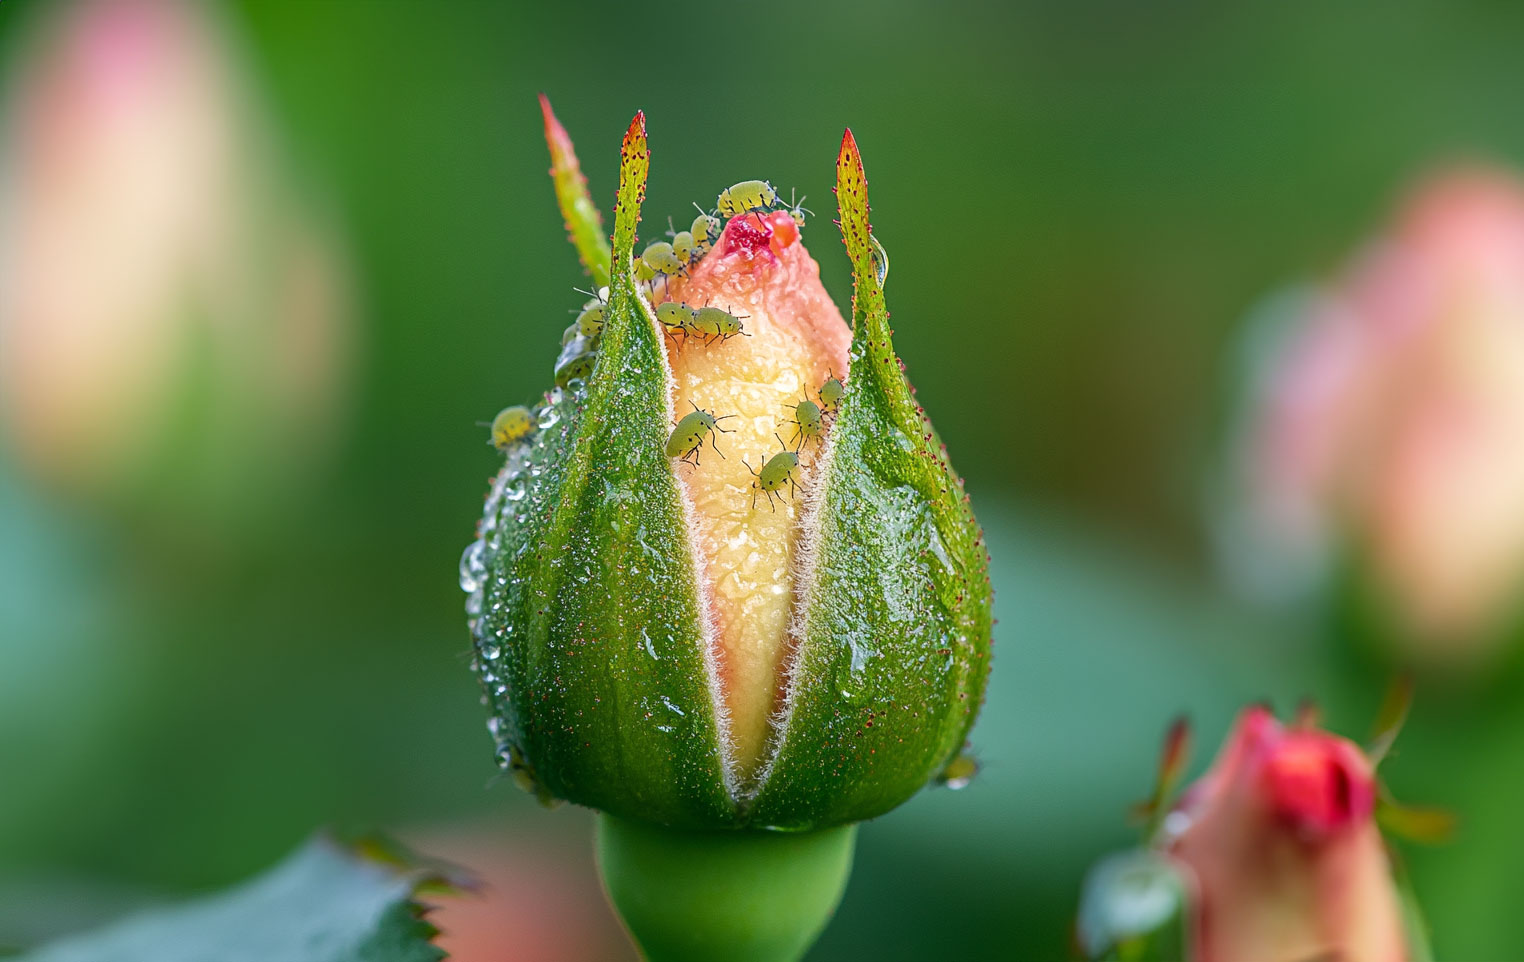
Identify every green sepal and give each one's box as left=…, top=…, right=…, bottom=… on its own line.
left=539, top=94, right=612, bottom=288
left=477, top=113, right=734, bottom=827
left=749, top=130, right=993, bottom=829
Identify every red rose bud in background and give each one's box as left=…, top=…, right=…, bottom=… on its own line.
left=0, top=0, right=353, bottom=525
left=1221, top=166, right=1524, bottom=669
left=460, top=104, right=992, bottom=832
left=1165, top=707, right=1406, bottom=962
left=1079, top=703, right=1442, bottom=962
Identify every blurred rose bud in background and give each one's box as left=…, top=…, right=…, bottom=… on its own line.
left=1165, top=707, right=1408, bottom=962
left=1220, top=165, right=1524, bottom=669
left=1080, top=707, right=1418, bottom=962
left=0, top=0, right=353, bottom=530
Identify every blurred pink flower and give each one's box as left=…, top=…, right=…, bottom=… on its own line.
left=406, top=822, right=635, bottom=962
left=1165, top=707, right=1406, bottom=962
left=0, top=0, right=352, bottom=517
left=1232, top=165, right=1524, bottom=661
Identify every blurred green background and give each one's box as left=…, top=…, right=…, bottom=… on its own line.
left=4, top=0, right=1524, bottom=958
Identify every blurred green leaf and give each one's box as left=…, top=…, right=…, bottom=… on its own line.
left=16, top=837, right=454, bottom=962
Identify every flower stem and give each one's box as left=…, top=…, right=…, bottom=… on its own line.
left=595, top=814, right=858, bottom=962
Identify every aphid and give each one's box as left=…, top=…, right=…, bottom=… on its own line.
left=664, top=403, right=736, bottom=467
left=689, top=305, right=748, bottom=344
left=818, top=373, right=845, bottom=414
left=716, top=179, right=778, bottom=218
left=745, top=436, right=801, bottom=511
left=655, top=301, right=696, bottom=341
left=672, top=230, right=696, bottom=263
left=785, top=189, right=812, bottom=228
left=575, top=303, right=605, bottom=339
left=634, top=258, right=657, bottom=285
left=691, top=207, right=721, bottom=252
left=554, top=347, right=597, bottom=388
left=784, top=398, right=824, bottom=451
left=488, top=405, right=535, bottom=451
left=642, top=241, right=685, bottom=278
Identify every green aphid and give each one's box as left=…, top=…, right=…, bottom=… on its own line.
left=554, top=347, right=597, bottom=388
left=717, top=179, right=778, bottom=218
left=655, top=301, right=696, bottom=341
left=672, top=230, right=696, bottom=263
left=689, top=305, right=748, bottom=344
left=664, top=404, right=736, bottom=467
left=745, top=435, right=801, bottom=511
left=576, top=303, right=605, bottom=339
left=489, top=405, right=535, bottom=451
left=818, top=373, right=845, bottom=414
left=634, top=258, right=657, bottom=284
left=642, top=241, right=685, bottom=278
left=691, top=207, right=721, bottom=252
left=785, top=189, right=812, bottom=228
left=784, top=397, right=825, bottom=452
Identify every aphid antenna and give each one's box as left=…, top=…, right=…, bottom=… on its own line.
left=572, top=286, right=604, bottom=303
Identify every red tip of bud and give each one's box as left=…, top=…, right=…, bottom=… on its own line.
left=1262, top=734, right=1375, bottom=838
left=539, top=93, right=572, bottom=153
left=718, top=211, right=799, bottom=260
left=839, top=128, right=861, bottom=170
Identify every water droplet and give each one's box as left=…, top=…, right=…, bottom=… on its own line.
left=459, top=539, right=486, bottom=593
left=937, top=751, right=979, bottom=790
left=480, top=641, right=501, bottom=661
left=464, top=591, right=483, bottom=617
left=660, top=695, right=686, bottom=717
left=536, top=405, right=560, bottom=430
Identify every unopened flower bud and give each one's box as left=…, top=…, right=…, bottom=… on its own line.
left=1165, top=707, right=1406, bottom=962
left=0, top=0, right=352, bottom=518
left=462, top=106, right=992, bottom=830
left=1225, top=166, right=1524, bottom=666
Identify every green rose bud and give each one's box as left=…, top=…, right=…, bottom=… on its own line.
left=461, top=105, right=992, bottom=832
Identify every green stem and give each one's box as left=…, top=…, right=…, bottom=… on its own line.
left=595, top=815, right=858, bottom=962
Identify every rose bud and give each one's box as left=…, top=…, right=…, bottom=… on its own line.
left=0, top=0, right=352, bottom=519
left=1164, top=706, right=1411, bottom=962
left=1222, top=166, right=1524, bottom=667
left=461, top=104, right=992, bottom=835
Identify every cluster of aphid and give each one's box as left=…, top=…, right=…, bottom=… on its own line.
left=636, top=206, right=720, bottom=289
left=663, top=372, right=845, bottom=512
left=484, top=179, right=820, bottom=497
left=636, top=180, right=810, bottom=293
